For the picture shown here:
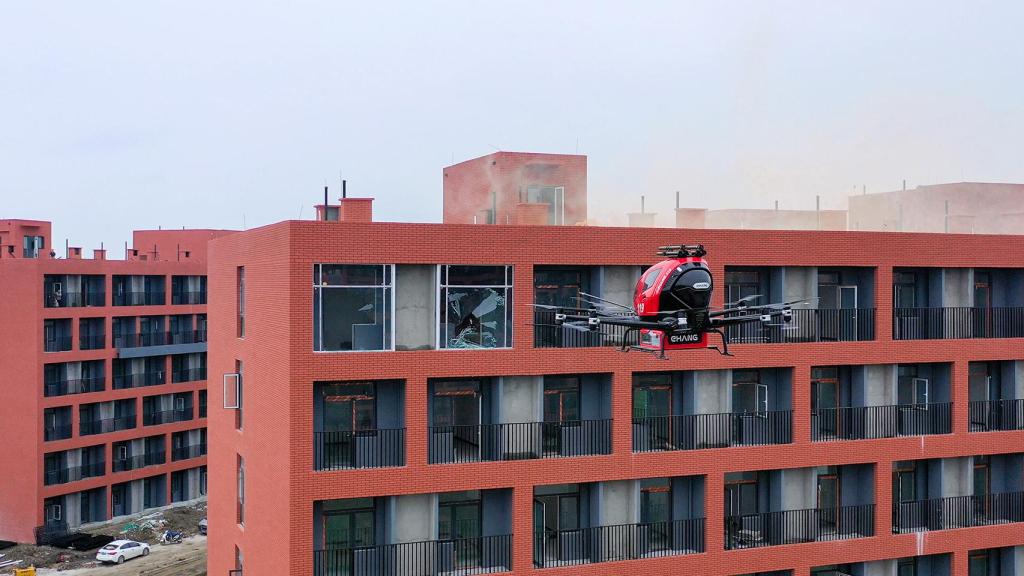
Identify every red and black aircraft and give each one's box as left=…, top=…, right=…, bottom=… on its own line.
left=537, top=244, right=811, bottom=357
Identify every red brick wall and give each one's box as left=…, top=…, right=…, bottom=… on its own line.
left=443, top=152, right=587, bottom=226
left=209, top=220, right=1024, bottom=576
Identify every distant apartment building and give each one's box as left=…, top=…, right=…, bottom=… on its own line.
left=207, top=158, right=1024, bottom=576
left=674, top=182, right=1024, bottom=234
left=0, top=219, right=231, bottom=543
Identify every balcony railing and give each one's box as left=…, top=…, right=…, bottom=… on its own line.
left=44, top=461, right=106, bottom=485
left=44, top=336, right=73, bottom=353
left=44, top=423, right=72, bottom=442
left=171, top=443, right=207, bottom=461
left=313, top=534, right=512, bottom=576
left=969, top=399, right=1024, bottom=432
left=113, top=371, right=167, bottom=389
left=633, top=411, right=792, bottom=452
left=115, top=330, right=207, bottom=348
left=811, top=403, right=953, bottom=442
left=724, top=504, right=875, bottom=550
left=80, top=415, right=137, bottom=435
left=725, top=308, right=876, bottom=344
left=893, top=307, right=1024, bottom=340
left=79, top=333, right=106, bottom=350
left=533, top=518, right=705, bottom=567
left=314, top=429, right=405, bottom=470
left=44, top=376, right=106, bottom=397
left=113, top=291, right=165, bottom=306
left=172, top=290, right=207, bottom=305
left=113, top=451, right=167, bottom=472
left=44, top=290, right=104, bottom=308
left=534, top=309, right=638, bottom=348
left=173, top=367, right=208, bottom=383
left=893, top=492, right=1024, bottom=533
left=143, top=408, right=193, bottom=426
left=428, top=420, right=612, bottom=464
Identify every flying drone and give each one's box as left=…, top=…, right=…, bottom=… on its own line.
left=536, top=244, right=812, bottom=357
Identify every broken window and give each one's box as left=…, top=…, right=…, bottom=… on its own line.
left=439, top=265, right=512, bottom=349
left=314, top=264, right=393, bottom=352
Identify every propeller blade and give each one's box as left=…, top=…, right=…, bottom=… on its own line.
left=577, top=292, right=634, bottom=312
left=724, top=294, right=762, bottom=307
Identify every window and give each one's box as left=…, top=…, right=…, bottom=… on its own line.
left=733, top=370, right=768, bottom=415
left=237, top=267, right=245, bottom=338
left=897, top=365, right=928, bottom=407
left=535, top=484, right=580, bottom=535
left=321, top=383, right=376, bottom=432
left=234, top=361, right=243, bottom=429
left=725, top=472, right=759, bottom=516
left=323, top=498, right=375, bottom=549
left=431, top=380, right=481, bottom=428
left=438, top=490, right=481, bottom=540
left=543, top=377, right=579, bottom=423
left=893, top=460, right=919, bottom=503
left=313, top=265, right=393, bottom=351
left=23, top=235, right=44, bottom=258
left=237, top=455, right=245, bottom=525
left=439, top=265, right=513, bottom=349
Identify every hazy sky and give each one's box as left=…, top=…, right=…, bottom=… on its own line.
left=3, top=1, right=1023, bottom=252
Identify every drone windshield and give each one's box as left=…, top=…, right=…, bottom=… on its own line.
left=670, top=267, right=713, bottom=309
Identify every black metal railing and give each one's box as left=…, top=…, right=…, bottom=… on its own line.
left=724, top=504, right=875, bottom=550
left=113, top=291, right=166, bottom=306
left=969, top=399, right=1024, bottom=432
left=893, top=307, right=1024, bottom=340
left=314, top=429, right=405, bottom=470
left=725, top=308, right=876, bottom=344
left=44, top=376, right=106, bottom=397
left=533, top=518, right=704, bottom=567
left=44, top=290, right=102, bottom=308
left=534, top=309, right=639, bottom=348
left=44, top=423, right=73, bottom=441
left=44, top=336, right=73, bottom=353
left=80, top=415, right=137, bottom=435
left=143, top=408, right=192, bottom=426
left=113, top=451, right=167, bottom=472
left=44, top=461, right=106, bottom=485
left=632, top=411, right=792, bottom=452
left=35, top=521, right=70, bottom=545
left=172, top=367, right=208, bottom=383
left=172, top=443, right=208, bottom=461
left=811, top=403, right=953, bottom=441
left=893, top=492, right=1024, bottom=533
left=113, top=371, right=167, bottom=389
left=79, top=333, right=106, bottom=350
left=428, top=420, right=612, bottom=464
left=313, top=535, right=512, bottom=576
left=172, top=290, right=207, bottom=305
left=114, top=330, right=207, bottom=348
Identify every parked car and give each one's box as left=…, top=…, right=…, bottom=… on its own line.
left=95, top=540, right=150, bottom=564
left=198, top=518, right=207, bottom=535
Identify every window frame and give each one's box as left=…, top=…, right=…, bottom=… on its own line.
left=436, top=265, right=514, bottom=350
left=313, top=264, right=395, bottom=353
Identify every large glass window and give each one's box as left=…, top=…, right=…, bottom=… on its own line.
left=733, top=370, right=768, bottom=414
left=314, top=264, right=393, bottom=352
left=438, top=490, right=481, bottom=540
left=438, top=265, right=512, bottom=349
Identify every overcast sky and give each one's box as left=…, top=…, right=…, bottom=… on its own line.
left=3, top=1, right=1023, bottom=252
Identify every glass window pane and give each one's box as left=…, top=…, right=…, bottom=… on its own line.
left=317, top=265, right=386, bottom=286
left=441, top=287, right=508, bottom=348
left=559, top=496, right=579, bottom=530
left=319, top=287, right=389, bottom=351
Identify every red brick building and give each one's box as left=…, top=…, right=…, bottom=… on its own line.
left=442, top=152, right=587, bottom=226
left=0, top=219, right=231, bottom=543
left=207, top=193, right=1024, bottom=576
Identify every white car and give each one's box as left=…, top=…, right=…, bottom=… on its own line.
left=95, top=540, right=150, bottom=564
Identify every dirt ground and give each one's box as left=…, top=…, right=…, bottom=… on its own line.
left=1, top=500, right=206, bottom=575
left=34, top=536, right=206, bottom=576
